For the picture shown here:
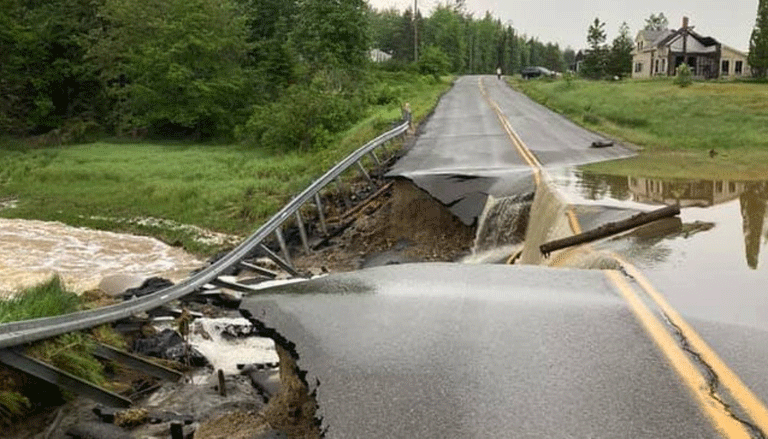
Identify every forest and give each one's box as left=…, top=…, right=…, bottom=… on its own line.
left=0, top=0, right=580, bottom=148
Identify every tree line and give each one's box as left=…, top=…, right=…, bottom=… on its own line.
left=369, top=3, right=574, bottom=77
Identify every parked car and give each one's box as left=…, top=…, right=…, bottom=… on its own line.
left=521, top=66, right=555, bottom=79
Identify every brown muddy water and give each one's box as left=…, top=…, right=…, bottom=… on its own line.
left=0, top=218, right=203, bottom=296
left=550, top=168, right=768, bottom=273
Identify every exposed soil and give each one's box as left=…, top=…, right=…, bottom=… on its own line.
left=293, top=179, right=475, bottom=273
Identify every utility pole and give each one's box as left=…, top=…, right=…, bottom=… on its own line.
left=414, top=0, right=419, bottom=62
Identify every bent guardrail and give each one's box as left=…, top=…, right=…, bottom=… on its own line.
left=0, top=117, right=410, bottom=349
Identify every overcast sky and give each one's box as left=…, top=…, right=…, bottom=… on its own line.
left=367, top=0, right=757, bottom=52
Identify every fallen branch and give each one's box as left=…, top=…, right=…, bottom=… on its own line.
left=540, top=205, right=680, bottom=256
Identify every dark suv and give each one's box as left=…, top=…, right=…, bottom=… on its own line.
left=521, top=66, right=554, bottom=79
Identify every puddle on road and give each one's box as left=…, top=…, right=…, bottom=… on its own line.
left=0, top=218, right=203, bottom=296
left=561, top=170, right=768, bottom=272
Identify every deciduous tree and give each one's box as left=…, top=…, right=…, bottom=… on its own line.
left=89, top=0, right=252, bottom=138
left=644, top=13, right=669, bottom=31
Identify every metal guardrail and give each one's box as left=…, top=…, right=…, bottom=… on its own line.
left=0, top=117, right=410, bottom=349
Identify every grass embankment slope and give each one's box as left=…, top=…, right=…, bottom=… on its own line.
left=0, top=73, right=452, bottom=255
left=0, top=277, right=125, bottom=424
left=510, top=78, right=768, bottom=180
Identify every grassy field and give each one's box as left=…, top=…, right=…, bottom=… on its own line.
left=0, top=73, right=452, bottom=254
left=509, top=77, right=768, bottom=180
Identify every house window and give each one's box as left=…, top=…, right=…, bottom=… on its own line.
left=655, top=59, right=660, bottom=73
left=722, top=60, right=730, bottom=75
left=687, top=56, right=697, bottom=75
left=635, top=62, right=643, bottom=73
left=735, top=61, right=743, bottom=75
left=662, top=59, right=666, bottom=74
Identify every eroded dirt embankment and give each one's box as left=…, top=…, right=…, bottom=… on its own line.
left=294, top=179, right=475, bottom=272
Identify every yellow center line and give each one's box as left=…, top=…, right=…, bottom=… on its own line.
left=478, top=78, right=541, bottom=186
left=611, top=253, right=768, bottom=435
left=556, top=142, right=767, bottom=435
left=604, top=270, right=752, bottom=438
left=566, top=208, right=582, bottom=235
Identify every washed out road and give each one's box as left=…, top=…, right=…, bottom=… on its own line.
left=387, top=76, right=634, bottom=224
left=243, top=76, right=768, bottom=438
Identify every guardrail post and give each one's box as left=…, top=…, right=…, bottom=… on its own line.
left=274, top=227, right=292, bottom=266
left=295, top=211, right=311, bottom=254
left=335, top=177, right=352, bottom=208
left=314, top=193, right=328, bottom=236
left=369, top=151, right=381, bottom=166
left=356, top=161, right=374, bottom=185
left=403, top=103, right=413, bottom=132
left=258, top=244, right=303, bottom=278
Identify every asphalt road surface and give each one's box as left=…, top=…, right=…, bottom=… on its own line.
left=388, top=76, right=635, bottom=224
left=241, top=264, right=724, bottom=438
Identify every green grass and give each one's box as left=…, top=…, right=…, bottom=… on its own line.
left=0, top=277, right=111, bottom=423
left=0, top=73, right=452, bottom=255
left=0, top=277, right=79, bottom=323
left=509, top=77, right=768, bottom=179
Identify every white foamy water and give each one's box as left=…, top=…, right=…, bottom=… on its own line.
left=189, top=317, right=279, bottom=375
left=0, top=218, right=204, bottom=296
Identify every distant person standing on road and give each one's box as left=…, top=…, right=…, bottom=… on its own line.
left=496, top=67, right=502, bottom=79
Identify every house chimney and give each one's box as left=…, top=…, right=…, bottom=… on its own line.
left=682, top=16, right=689, bottom=29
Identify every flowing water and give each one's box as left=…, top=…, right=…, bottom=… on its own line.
left=0, top=218, right=203, bottom=296
left=472, top=193, right=532, bottom=254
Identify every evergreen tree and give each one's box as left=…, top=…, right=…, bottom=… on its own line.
left=608, top=22, right=633, bottom=78
left=582, top=17, right=608, bottom=79
left=563, top=47, right=576, bottom=71
left=749, top=0, right=768, bottom=78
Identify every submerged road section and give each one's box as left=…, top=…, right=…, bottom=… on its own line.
left=388, top=76, right=634, bottom=224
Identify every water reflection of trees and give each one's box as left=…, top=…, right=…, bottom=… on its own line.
left=740, top=182, right=768, bottom=269
left=578, top=173, right=768, bottom=270
left=576, top=172, right=631, bottom=201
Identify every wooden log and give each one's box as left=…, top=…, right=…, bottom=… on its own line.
left=540, top=205, right=680, bottom=256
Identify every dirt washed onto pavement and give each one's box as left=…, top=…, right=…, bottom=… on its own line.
left=0, top=218, right=203, bottom=296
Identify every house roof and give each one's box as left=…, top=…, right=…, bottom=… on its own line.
left=637, top=29, right=673, bottom=45
left=657, top=27, right=717, bottom=48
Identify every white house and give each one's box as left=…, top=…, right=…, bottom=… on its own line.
left=631, top=17, right=750, bottom=79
